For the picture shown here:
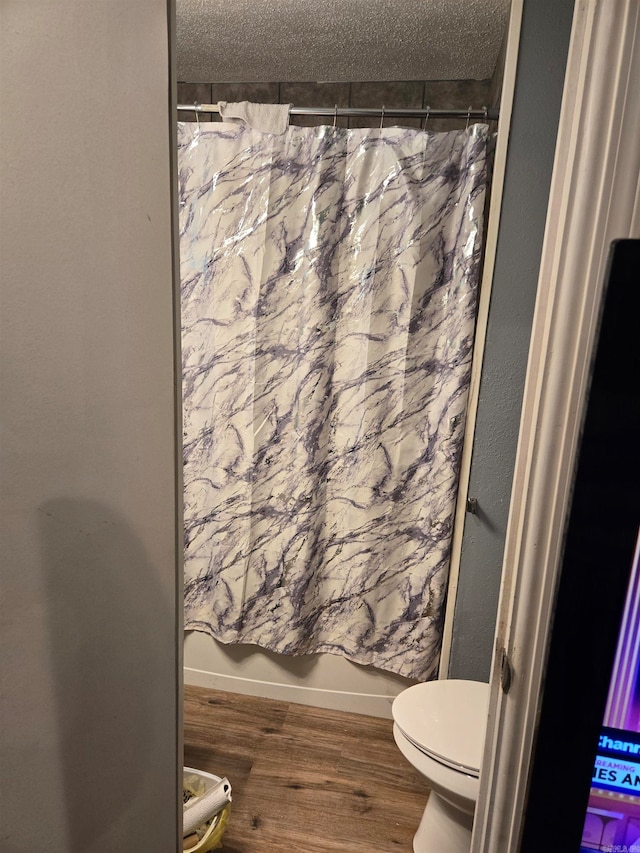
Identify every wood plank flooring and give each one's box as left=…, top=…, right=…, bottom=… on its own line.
left=184, top=684, right=430, bottom=852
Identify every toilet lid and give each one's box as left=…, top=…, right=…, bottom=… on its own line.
left=392, top=680, right=489, bottom=776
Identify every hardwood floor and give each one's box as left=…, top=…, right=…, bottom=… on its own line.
left=184, top=684, right=430, bottom=852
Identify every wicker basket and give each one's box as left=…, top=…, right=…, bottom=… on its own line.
left=183, top=767, right=231, bottom=852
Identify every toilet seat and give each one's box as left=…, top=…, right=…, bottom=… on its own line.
left=392, top=680, right=489, bottom=777
left=393, top=723, right=479, bottom=813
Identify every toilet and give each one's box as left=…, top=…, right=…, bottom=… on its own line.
left=392, top=679, right=489, bottom=853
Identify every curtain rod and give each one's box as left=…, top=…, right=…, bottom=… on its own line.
left=177, top=103, right=499, bottom=121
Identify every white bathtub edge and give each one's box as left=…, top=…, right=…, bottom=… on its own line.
left=184, top=666, right=395, bottom=718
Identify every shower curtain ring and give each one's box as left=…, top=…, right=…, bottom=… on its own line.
left=380, top=105, right=385, bottom=130
left=194, top=102, right=200, bottom=131
left=483, top=105, right=488, bottom=123
left=465, top=106, right=472, bottom=130
left=423, top=106, right=431, bottom=130
left=333, top=105, right=338, bottom=128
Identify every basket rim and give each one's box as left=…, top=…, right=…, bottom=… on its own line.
left=183, top=766, right=230, bottom=852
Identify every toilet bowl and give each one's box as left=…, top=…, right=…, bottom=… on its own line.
left=392, top=679, right=489, bottom=853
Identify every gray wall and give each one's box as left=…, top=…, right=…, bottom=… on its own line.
left=0, top=3, right=180, bottom=852
left=177, top=79, right=492, bottom=130
left=448, top=0, right=576, bottom=680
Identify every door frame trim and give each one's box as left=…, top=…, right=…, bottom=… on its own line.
left=472, top=1, right=640, bottom=849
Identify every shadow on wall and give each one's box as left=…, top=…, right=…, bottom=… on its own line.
left=39, top=499, right=172, bottom=852
left=195, top=636, right=322, bottom=679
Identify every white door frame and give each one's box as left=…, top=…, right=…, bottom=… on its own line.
left=472, top=1, right=640, bottom=850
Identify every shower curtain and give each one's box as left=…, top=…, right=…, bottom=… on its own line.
left=178, top=117, right=487, bottom=680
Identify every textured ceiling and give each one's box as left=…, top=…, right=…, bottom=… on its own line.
left=177, top=0, right=511, bottom=83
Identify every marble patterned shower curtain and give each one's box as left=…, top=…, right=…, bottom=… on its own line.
left=178, top=119, right=487, bottom=680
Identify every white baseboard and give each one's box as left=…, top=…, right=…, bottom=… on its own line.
left=184, top=666, right=395, bottom=718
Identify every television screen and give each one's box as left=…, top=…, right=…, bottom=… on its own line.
left=582, top=533, right=640, bottom=851
left=519, top=239, right=640, bottom=852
